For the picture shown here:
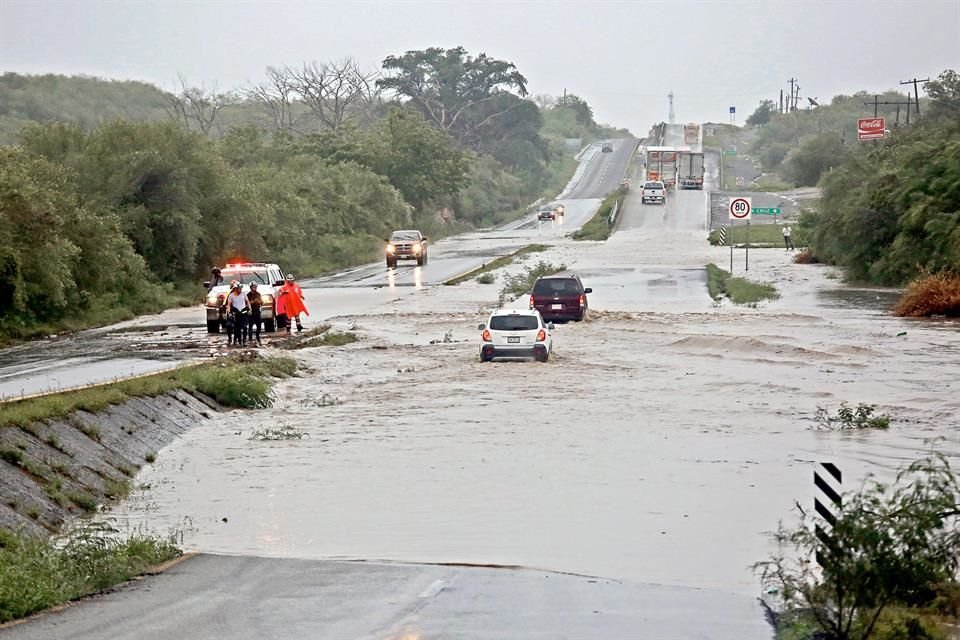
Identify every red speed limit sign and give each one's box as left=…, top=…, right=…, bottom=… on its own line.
left=728, top=197, right=752, bottom=220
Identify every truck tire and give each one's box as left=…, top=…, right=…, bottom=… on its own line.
left=417, top=255, right=425, bottom=266
left=206, top=320, right=220, bottom=334
left=386, top=257, right=396, bottom=268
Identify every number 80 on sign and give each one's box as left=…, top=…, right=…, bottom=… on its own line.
left=728, top=197, right=752, bottom=220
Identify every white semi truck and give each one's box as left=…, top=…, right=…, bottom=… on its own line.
left=678, top=151, right=705, bottom=190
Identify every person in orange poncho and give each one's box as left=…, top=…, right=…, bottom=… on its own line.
left=277, top=274, right=308, bottom=333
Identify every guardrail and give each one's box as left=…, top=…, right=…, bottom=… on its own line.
left=608, top=200, right=620, bottom=227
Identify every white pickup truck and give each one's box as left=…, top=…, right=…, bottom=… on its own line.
left=641, top=180, right=666, bottom=204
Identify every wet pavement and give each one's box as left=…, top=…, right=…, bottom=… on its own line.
left=0, top=555, right=769, bottom=640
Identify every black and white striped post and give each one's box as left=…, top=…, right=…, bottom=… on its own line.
left=814, top=462, right=842, bottom=566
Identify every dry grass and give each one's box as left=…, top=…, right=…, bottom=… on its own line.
left=793, top=248, right=819, bottom=264
left=894, top=273, right=960, bottom=318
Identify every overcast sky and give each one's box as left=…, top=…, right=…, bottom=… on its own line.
left=2, top=0, right=958, bottom=134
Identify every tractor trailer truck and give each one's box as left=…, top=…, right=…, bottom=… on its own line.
left=678, top=151, right=704, bottom=190
left=645, top=147, right=678, bottom=189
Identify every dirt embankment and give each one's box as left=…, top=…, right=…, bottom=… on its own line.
left=0, top=391, right=217, bottom=536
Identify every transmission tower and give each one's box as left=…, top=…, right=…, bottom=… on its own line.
left=668, top=91, right=675, bottom=124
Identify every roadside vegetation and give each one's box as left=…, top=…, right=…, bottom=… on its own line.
left=275, top=324, right=359, bottom=349
left=444, top=243, right=547, bottom=285
left=708, top=223, right=809, bottom=248
left=706, top=264, right=780, bottom=305
left=0, top=50, right=631, bottom=343
left=757, top=453, right=960, bottom=640
left=0, top=522, right=181, bottom=624
left=0, top=354, right=297, bottom=428
left=814, top=402, right=891, bottom=430
left=499, top=261, right=566, bottom=302
left=572, top=191, right=622, bottom=241
left=740, top=70, right=960, bottom=317
left=893, top=272, right=960, bottom=318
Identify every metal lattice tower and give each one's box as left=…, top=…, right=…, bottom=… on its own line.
left=668, top=91, right=675, bottom=124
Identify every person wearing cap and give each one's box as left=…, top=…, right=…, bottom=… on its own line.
left=246, top=282, right=263, bottom=345
left=225, top=282, right=250, bottom=346
left=277, top=274, right=308, bottom=333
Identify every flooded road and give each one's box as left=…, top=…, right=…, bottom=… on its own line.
left=9, top=125, right=959, bottom=635
left=108, top=132, right=960, bottom=607
left=0, top=140, right=633, bottom=399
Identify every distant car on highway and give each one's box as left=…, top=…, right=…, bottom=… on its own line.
left=478, top=309, right=554, bottom=362
left=601, top=142, right=614, bottom=153
left=204, top=262, right=284, bottom=333
left=529, top=273, right=592, bottom=322
left=537, top=205, right=557, bottom=221
left=386, top=230, right=428, bottom=268
left=641, top=180, right=666, bottom=204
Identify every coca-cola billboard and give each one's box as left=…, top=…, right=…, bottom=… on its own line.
left=858, top=117, right=886, bottom=140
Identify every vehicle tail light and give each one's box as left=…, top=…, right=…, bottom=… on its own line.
left=579, top=294, right=586, bottom=307
left=536, top=329, right=546, bottom=342
left=529, top=296, right=535, bottom=309
left=481, top=329, right=491, bottom=342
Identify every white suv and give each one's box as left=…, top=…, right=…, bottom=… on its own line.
left=478, top=309, right=554, bottom=362
left=204, top=262, right=285, bottom=333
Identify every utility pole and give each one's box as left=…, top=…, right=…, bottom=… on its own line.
left=788, top=78, right=797, bottom=111
left=779, top=89, right=784, bottom=114
left=562, top=88, right=567, bottom=106
left=668, top=91, right=675, bottom=124
left=900, top=78, right=929, bottom=117
left=864, top=95, right=880, bottom=117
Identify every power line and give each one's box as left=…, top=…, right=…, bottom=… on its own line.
left=899, top=77, right=930, bottom=117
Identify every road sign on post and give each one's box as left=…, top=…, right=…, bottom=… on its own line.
left=722, top=149, right=736, bottom=157
left=857, top=118, right=886, bottom=140
left=735, top=176, right=744, bottom=186
left=752, top=207, right=781, bottom=215
left=728, top=197, right=752, bottom=221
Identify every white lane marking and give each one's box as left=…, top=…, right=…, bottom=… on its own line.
left=418, top=579, right=446, bottom=599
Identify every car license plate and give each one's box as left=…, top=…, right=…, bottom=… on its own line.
left=551, top=304, right=562, bottom=310
left=507, top=337, right=521, bottom=343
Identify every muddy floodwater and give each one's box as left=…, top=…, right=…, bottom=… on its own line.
left=110, top=228, right=960, bottom=597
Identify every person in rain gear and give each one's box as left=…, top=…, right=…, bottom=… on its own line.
left=225, top=282, right=250, bottom=346
left=246, top=282, right=264, bottom=345
left=277, top=274, right=308, bottom=333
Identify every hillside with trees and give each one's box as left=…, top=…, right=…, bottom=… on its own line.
left=807, top=70, right=960, bottom=291
left=0, top=48, right=632, bottom=341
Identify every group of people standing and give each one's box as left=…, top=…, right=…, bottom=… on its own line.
left=222, top=274, right=308, bottom=347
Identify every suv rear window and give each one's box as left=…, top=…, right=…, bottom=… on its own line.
left=533, top=278, right=582, bottom=296
left=489, top=315, right=539, bottom=331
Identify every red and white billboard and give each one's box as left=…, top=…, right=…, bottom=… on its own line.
left=858, top=118, right=886, bottom=140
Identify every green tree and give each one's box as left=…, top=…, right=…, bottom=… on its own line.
left=781, top=133, right=847, bottom=186
left=925, top=69, right=960, bottom=120
left=377, top=47, right=529, bottom=147
left=757, top=454, right=960, bottom=640
left=747, top=99, right=777, bottom=126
